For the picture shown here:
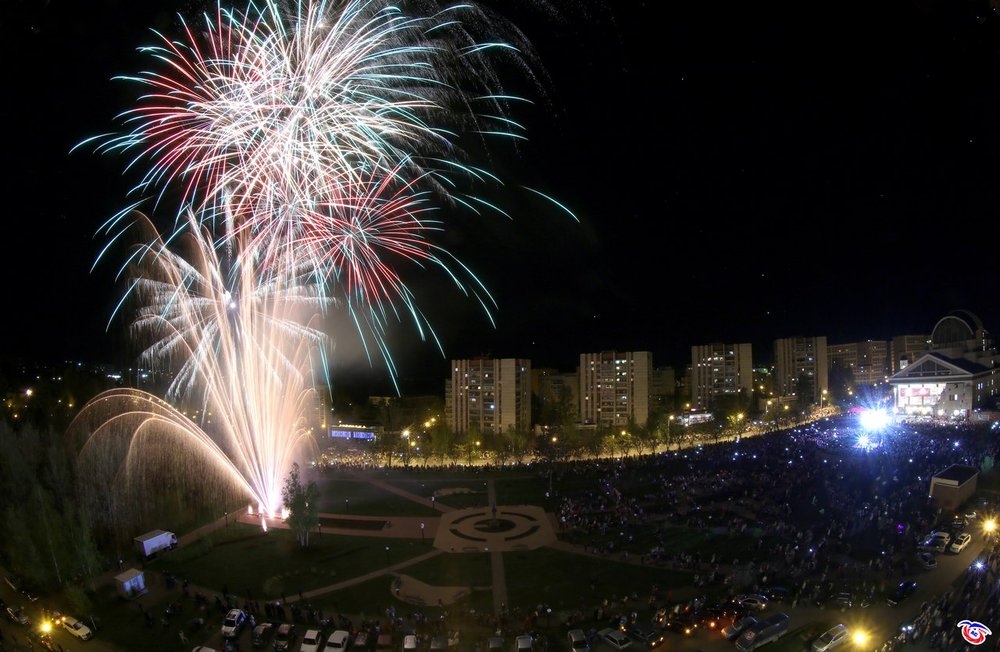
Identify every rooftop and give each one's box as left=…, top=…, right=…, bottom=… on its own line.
left=932, top=464, right=979, bottom=485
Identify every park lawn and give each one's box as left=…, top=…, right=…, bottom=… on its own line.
left=503, top=548, right=692, bottom=613
left=559, top=523, right=759, bottom=563
left=150, top=523, right=425, bottom=601
left=380, top=477, right=490, bottom=510
left=435, top=492, right=488, bottom=510
left=401, top=552, right=492, bottom=589
left=308, top=575, right=494, bottom=625
left=494, top=476, right=554, bottom=506
left=314, top=476, right=433, bottom=516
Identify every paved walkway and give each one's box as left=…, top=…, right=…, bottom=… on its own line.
left=292, top=549, right=443, bottom=603
left=486, top=480, right=507, bottom=614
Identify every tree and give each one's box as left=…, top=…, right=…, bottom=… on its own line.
left=508, top=427, right=533, bottom=465
left=281, top=463, right=320, bottom=547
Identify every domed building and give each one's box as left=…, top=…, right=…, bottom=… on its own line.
left=888, top=310, right=1000, bottom=420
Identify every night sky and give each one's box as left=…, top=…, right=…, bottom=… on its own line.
left=6, top=0, right=1000, bottom=395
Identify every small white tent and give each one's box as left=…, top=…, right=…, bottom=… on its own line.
left=115, top=568, right=146, bottom=599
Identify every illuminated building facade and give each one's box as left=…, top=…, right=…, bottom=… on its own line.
left=445, top=358, right=531, bottom=435
left=690, top=343, right=753, bottom=409
left=828, top=340, right=889, bottom=386
left=579, top=351, right=651, bottom=427
left=773, top=336, right=829, bottom=405
left=889, top=311, right=1000, bottom=419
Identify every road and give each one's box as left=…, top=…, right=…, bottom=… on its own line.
left=0, top=577, right=118, bottom=652
left=606, top=541, right=989, bottom=652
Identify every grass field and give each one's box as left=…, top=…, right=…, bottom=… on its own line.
left=401, top=552, right=492, bottom=589
left=314, top=477, right=432, bottom=516
left=503, top=548, right=693, bottom=613
left=149, top=523, right=424, bottom=600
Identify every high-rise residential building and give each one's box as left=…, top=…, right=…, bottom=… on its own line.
left=445, top=358, right=531, bottom=435
left=536, top=371, right=579, bottom=426
left=579, top=351, right=651, bottom=427
left=828, top=340, right=889, bottom=386
left=649, top=366, right=677, bottom=412
left=891, top=334, right=930, bottom=372
left=690, top=343, right=753, bottom=409
left=773, top=336, right=828, bottom=404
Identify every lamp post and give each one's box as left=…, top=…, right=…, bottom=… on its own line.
left=549, top=436, right=558, bottom=497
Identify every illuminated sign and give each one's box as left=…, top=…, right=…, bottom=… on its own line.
left=329, top=429, right=376, bottom=441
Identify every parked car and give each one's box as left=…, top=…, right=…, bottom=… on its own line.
left=812, top=624, right=849, bottom=652
left=252, top=623, right=274, bottom=648
left=661, top=614, right=699, bottom=636
left=273, top=623, right=296, bottom=651
left=430, top=636, right=448, bottom=652
left=596, top=628, right=632, bottom=651
left=723, top=617, right=758, bottom=642
left=735, top=613, right=790, bottom=652
left=193, top=647, right=219, bottom=652
left=6, top=606, right=29, bottom=626
left=919, top=531, right=951, bottom=553
left=951, top=533, right=973, bottom=553
left=222, top=608, right=247, bottom=639
left=693, top=601, right=740, bottom=630
left=403, top=633, right=419, bottom=652
left=734, top=594, right=769, bottom=611
left=830, top=593, right=854, bottom=610
left=300, top=629, right=323, bottom=652
left=567, top=630, right=590, bottom=652
left=61, top=615, right=94, bottom=640
left=887, top=581, right=918, bottom=606
left=625, top=624, right=664, bottom=649
left=760, top=587, right=789, bottom=603
left=917, top=552, right=938, bottom=570
left=514, top=635, right=532, bottom=652
left=487, top=637, right=504, bottom=652
left=327, top=630, right=351, bottom=652
left=377, top=634, right=393, bottom=652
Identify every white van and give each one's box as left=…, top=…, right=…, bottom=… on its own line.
left=514, top=635, right=532, bottom=652
left=735, top=613, right=790, bottom=651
